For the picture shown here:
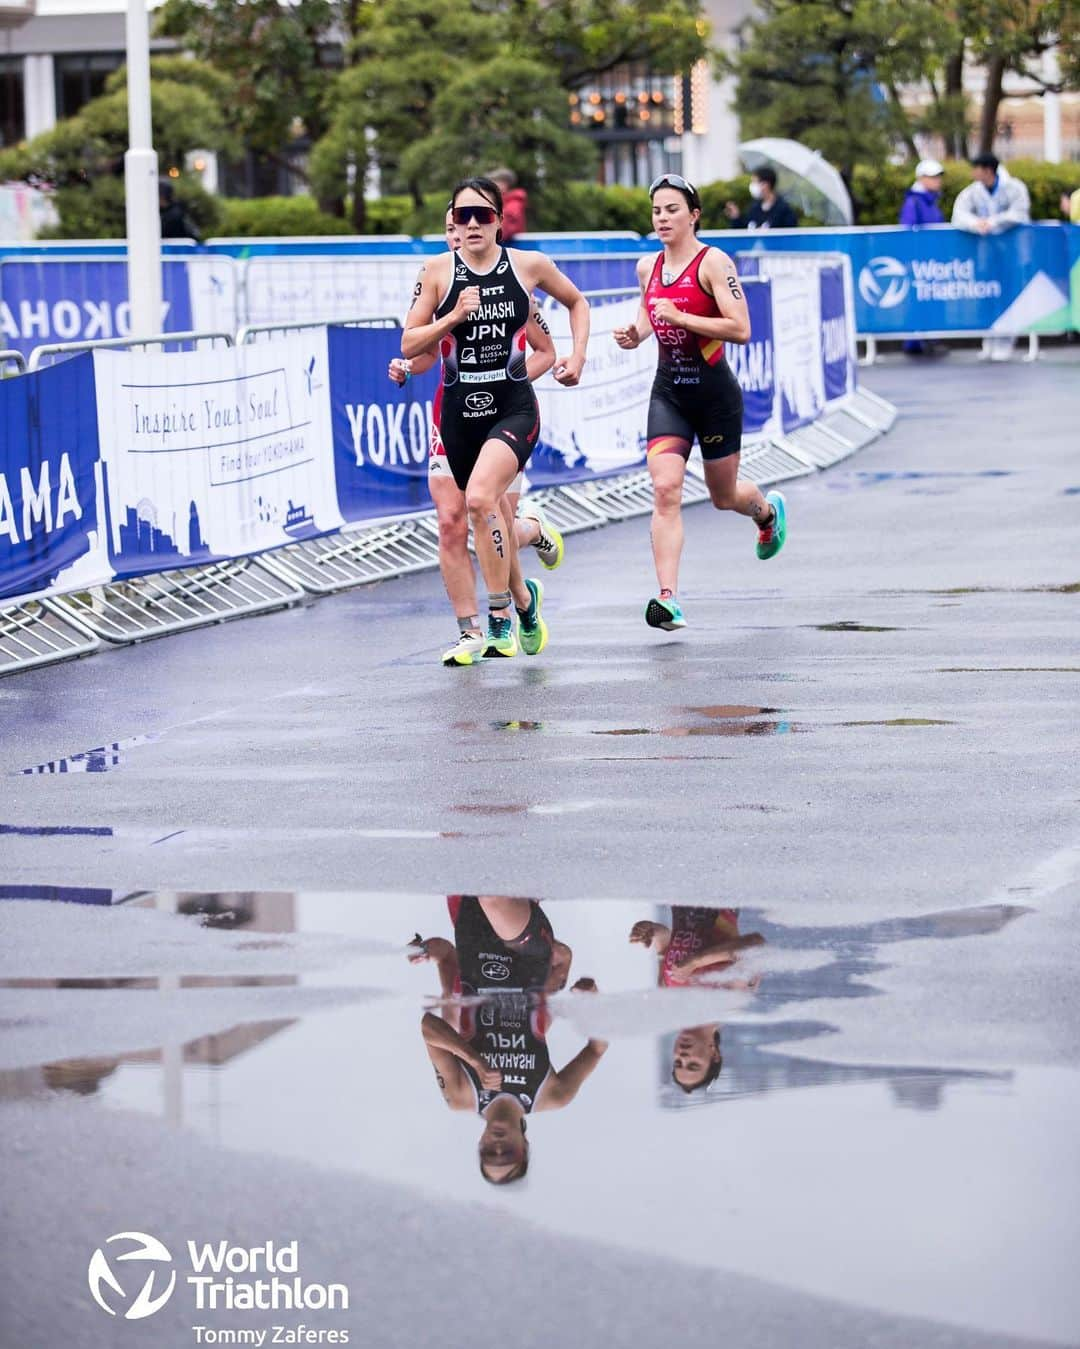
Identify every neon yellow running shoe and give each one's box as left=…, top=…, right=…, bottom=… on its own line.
left=519, top=502, right=564, bottom=571
left=441, top=631, right=485, bottom=667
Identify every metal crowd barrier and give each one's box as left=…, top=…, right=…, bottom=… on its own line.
left=1, top=349, right=26, bottom=375
left=28, top=329, right=234, bottom=370
left=0, top=600, right=101, bottom=677
left=236, top=315, right=401, bottom=344
left=2, top=312, right=899, bottom=678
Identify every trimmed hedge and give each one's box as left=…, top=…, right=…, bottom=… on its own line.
left=217, top=195, right=353, bottom=237
left=201, top=159, right=1080, bottom=239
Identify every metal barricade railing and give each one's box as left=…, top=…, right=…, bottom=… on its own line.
left=0, top=599, right=101, bottom=677
left=236, top=315, right=401, bottom=344
left=28, top=329, right=234, bottom=370
left=48, top=557, right=305, bottom=647
left=0, top=348, right=26, bottom=375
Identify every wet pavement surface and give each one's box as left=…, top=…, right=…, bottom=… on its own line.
left=2, top=351, right=1079, bottom=1348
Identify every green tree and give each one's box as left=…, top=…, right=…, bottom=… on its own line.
left=958, top=0, right=1080, bottom=154
left=504, top=0, right=710, bottom=86
left=155, top=0, right=348, bottom=189
left=0, top=59, right=234, bottom=237
left=314, top=0, right=501, bottom=220
left=728, top=0, right=958, bottom=183
left=314, top=0, right=709, bottom=225
left=400, top=53, right=596, bottom=193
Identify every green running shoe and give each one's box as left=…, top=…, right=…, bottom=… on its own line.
left=756, top=491, right=787, bottom=560
left=516, top=578, right=549, bottom=656
left=645, top=596, right=687, bottom=631
left=482, top=612, right=518, bottom=659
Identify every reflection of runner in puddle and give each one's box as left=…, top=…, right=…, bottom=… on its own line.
left=410, top=896, right=607, bottom=1184
left=630, top=906, right=764, bottom=1093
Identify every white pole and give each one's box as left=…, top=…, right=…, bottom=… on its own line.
left=124, top=0, right=163, bottom=339
left=1043, top=47, right=1062, bottom=164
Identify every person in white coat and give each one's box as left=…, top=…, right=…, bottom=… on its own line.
left=951, top=153, right=1031, bottom=361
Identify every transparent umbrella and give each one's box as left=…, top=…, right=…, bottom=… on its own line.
left=736, top=138, right=853, bottom=226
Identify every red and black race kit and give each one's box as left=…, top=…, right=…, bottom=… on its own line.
left=435, top=247, right=540, bottom=490
left=644, top=246, right=744, bottom=462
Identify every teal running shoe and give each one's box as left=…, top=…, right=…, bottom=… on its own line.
left=645, top=596, right=687, bottom=631
left=482, top=613, right=518, bottom=659
left=756, top=491, right=787, bottom=560
left=516, top=578, right=548, bottom=656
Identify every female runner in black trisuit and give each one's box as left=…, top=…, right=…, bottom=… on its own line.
left=613, top=174, right=787, bottom=632
left=404, top=177, right=589, bottom=659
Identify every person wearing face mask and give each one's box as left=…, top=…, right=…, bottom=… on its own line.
left=723, top=167, right=798, bottom=231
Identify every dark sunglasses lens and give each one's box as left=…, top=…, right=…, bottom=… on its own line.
left=452, top=206, right=496, bottom=225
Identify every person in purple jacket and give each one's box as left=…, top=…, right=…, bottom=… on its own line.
left=899, top=158, right=947, bottom=356
left=900, top=159, right=946, bottom=227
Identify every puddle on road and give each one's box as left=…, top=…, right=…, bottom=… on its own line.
left=464, top=707, right=797, bottom=739
left=0, top=824, right=114, bottom=838
left=937, top=667, right=1080, bottom=675
left=3, top=885, right=1070, bottom=1338
left=832, top=470, right=1015, bottom=489
left=841, top=718, right=955, bottom=728
left=810, top=621, right=905, bottom=633
left=1, top=889, right=1030, bottom=1112
left=18, top=734, right=161, bottom=776
left=874, top=582, right=1079, bottom=597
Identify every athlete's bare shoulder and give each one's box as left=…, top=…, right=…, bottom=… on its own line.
left=506, top=245, right=544, bottom=282
left=635, top=253, right=655, bottom=284
left=704, top=244, right=736, bottom=270
left=701, top=246, right=742, bottom=301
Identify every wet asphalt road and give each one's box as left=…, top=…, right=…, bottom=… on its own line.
left=2, top=350, right=1078, bottom=914
left=2, top=348, right=1079, bottom=1349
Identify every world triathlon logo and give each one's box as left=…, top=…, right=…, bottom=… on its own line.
left=88, top=1231, right=177, bottom=1320
left=858, top=256, right=910, bottom=309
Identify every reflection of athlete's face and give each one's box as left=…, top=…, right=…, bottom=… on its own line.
left=672, top=1025, right=721, bottom=1090
left=444, top=210, right=461, bottom=251
left=479, top=1117, right=527, bottom=1183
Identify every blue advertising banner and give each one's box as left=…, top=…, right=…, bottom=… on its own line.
left=0, top=259, right=194, bottom=358
left=819, top=264, right=851, bottom=402
left=328, top=325, right=438, bottom=523
left=707, top=224, right=1071, bottom=336
left=728, top=278, right=775, bottom=435
left=0, top=353, right=106, bottom=603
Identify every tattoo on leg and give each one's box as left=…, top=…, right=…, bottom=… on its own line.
left=486, top=512, right=505, bottom=559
